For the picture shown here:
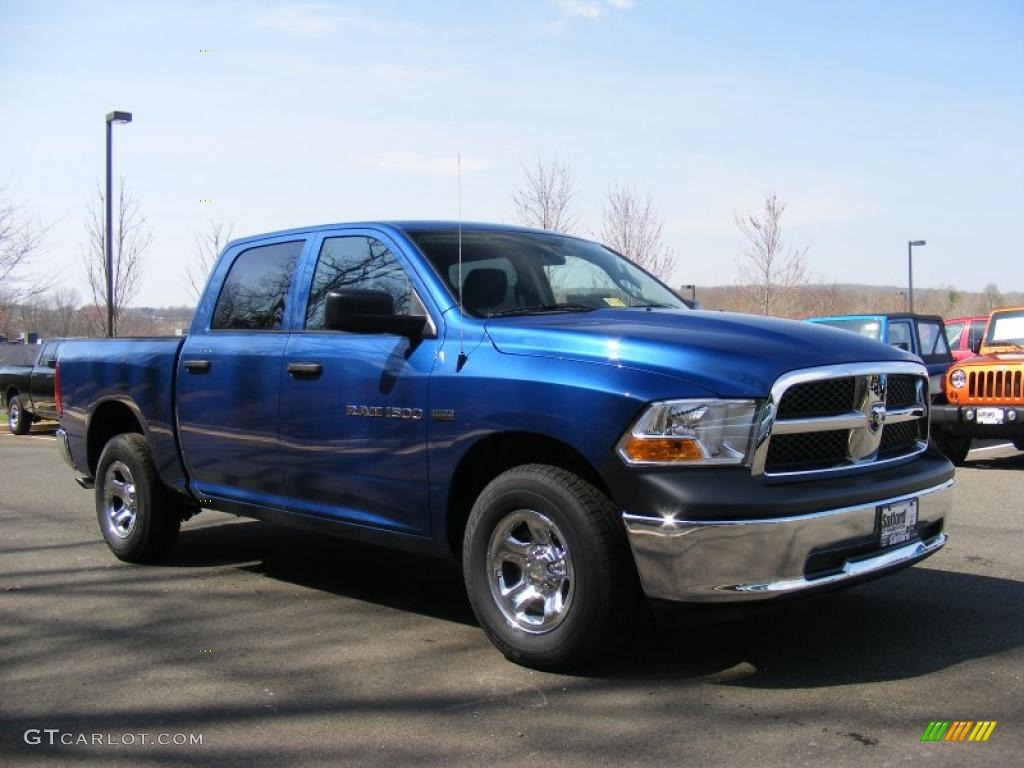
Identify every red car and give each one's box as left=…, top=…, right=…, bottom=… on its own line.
left=944, top=315, right=988, bottom=362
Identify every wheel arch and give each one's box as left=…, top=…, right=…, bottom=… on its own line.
left=86, top=398, right=148, bottom=477
left=442, top=431, right=611, bottom=558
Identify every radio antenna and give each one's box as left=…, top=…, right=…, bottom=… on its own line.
left=457, top=153, right=467, bottom=369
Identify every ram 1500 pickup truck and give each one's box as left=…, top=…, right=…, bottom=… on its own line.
left=1, top=339, right=65, bottom=434
left=56, top=222, right=955, bottom=669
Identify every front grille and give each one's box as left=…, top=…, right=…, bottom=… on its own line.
left=776, top=377, right=855, bottom=418
left=761, top=367, right=928, bottom=476
left=968, top=369, right=1023, bottom=401
left=878, top=420, right=922, bottom=459
left=766, top=430, right=848, bottom=472
left=885, top=375, right=919, bottom=408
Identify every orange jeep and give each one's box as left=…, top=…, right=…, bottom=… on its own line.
left=932, top=306, right=1024, bottom=464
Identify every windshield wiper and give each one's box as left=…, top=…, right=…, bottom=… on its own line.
left=490, top=303, right=596, bottom=317
left=629, top=302, right=678, bottom=309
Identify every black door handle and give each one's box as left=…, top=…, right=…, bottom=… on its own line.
left=288, top=362, right=323, bottom=378
left=184, top=359, right=211, bottom=373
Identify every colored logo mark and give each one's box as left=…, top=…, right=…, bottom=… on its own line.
left=920, top=721, right=997, bottom=742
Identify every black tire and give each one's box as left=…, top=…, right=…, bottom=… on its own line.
left=95, top=433, right=181, bottom=563
left=8, top=395, right=32, bottom=435
left=1014, top=439, right=1024, bottom=452
left=933, top=430, right=971, bottom=466
left=462, top=464, right=641, bottom=670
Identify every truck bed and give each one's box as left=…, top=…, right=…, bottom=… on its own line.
left=58, top=336, right=189, bottom=494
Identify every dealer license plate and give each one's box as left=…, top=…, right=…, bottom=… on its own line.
left=976, top=407, right=1005, bottom=425
left=879, top=498, right=918, bottom=548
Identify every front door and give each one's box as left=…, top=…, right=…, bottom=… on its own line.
left=279, top=231, right=440, bottom=535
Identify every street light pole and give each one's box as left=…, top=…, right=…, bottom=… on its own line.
left=105, top=110, right=132, bottom=338
left=907, top=240, right=926, bottom=314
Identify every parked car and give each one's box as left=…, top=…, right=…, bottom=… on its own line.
left=0, top=339, right=65, bottom=434
left=803, top=313, right=953, bottom=394
left=944, top=315, right=989, bottom=362
left=932, top=306, right=1024, bottom=464
left=55, top=222, right=954, bottom=669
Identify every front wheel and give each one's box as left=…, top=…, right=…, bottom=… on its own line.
left=7, top=395, right=31, bottom=435
left=463, top=464, right=641, bottom=670
left=95, top=433, right=181, bottom=563
left=1014, top=439, right=1024, bottom=452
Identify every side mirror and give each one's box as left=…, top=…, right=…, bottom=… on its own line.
left=890, top=341, right=910, bottom=352
left=324, top=290, right=427, bottom=337
left=970, top=338, right=982, bottom=355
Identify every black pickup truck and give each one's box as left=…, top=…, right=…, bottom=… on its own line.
left=0, top=340, right=64, bottom=434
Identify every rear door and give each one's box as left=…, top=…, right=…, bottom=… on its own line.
left=278, top=229, right=441, bottom=535
left=30, top=342, right=59, bottom=415
left=176, top=236, right=310, bottom=507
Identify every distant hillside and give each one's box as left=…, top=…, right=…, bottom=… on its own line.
left=688, top=282, right=1023, bottom=319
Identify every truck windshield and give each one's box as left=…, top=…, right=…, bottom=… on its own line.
left=985, top=310, right=1024, bottom=348
left=407, top=229, right=685, bottom=317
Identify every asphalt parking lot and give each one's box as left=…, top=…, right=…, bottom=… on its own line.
left=1, top=428, right=1021, bottom=767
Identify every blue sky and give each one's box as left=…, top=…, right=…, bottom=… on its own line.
left=1, top=0, right=1022, bottom=305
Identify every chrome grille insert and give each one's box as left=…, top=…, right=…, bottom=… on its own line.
left=751, top=362, right=929, bottom=478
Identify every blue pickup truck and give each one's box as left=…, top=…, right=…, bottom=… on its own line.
left=56, top=222, right=954, bottom=669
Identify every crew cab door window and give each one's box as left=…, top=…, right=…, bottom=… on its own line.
left=211, top=241, right=304, bottom=330
left=305, top=236, right=421, bottom=328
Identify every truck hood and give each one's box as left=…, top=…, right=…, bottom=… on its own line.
left=484, top=309, right=919, bottom=398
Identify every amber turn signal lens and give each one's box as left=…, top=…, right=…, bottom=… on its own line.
left=621, top=437, right=703, bottom=463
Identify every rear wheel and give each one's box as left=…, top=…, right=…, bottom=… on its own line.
left=7, top=396, right=31, bottom=435
left=933, top=430, right=971, bottom=466
left=463, top=464, right=641, bottom=670
left=95, top=433, right=181, bottom=563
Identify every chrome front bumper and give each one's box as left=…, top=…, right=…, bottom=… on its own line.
left=623, top=480, right=953, bottom=602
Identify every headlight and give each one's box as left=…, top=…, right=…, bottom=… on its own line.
left=950, top=370, right=967, bottom=389
left=618, top=399, right=760, bottom=466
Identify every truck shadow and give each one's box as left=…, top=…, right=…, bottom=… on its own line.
left=592, top=566, right=1024, bottom=688
left=168, top=518, right=1023, bottom=689
left=961, top=452, right=1024, bottom=470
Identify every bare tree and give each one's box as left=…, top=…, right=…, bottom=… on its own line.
left=50, top=288, right=82, bottom=336
left=0, top=189, right=50, bottom=334
left=186, top=219, right=235, bottom=300
left=83, top=180, right=152, bottom=336
left=734, top=191, right=809, bottom=316
left=512, top=155, right=579, bottom=233
left=599, top=185, right=674, bottom=280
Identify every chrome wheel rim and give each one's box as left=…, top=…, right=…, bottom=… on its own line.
left=8, top=402, right=18, bottom=430
left=486, top=509, right=575, bottom=634
left=103, top=461, right=138, bottom=539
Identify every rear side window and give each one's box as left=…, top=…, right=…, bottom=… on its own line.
left=39, top=342, right=58, bottom=366
left=917, top=320, right=950, bottom=358
left=969, top=320, right=987, bottom=348
left=305, top=236, right=417, bottom=329
left=944, top=322, right=963, bottom=349
left=888, top=321, right=912, bottom=350
left=211, top=241, right=304, bottom=330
